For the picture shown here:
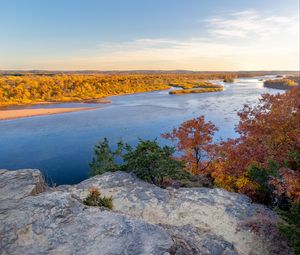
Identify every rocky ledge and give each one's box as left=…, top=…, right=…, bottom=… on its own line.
left=0, top=169, right=292, bottom=255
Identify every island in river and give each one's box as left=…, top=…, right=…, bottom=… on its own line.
left=264, top=77, right=299, bottom=90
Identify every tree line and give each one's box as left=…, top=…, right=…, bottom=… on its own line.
left=2, top=72, right=295, bottom=107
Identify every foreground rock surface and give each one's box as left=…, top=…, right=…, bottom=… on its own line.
left=0, top=170, right=291, bottom=255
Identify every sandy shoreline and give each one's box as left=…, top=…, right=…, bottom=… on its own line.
left=0, top=107, right=97, bottom=120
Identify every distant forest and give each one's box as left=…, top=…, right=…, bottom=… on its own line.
left=0, top=71, right=299, bottom=107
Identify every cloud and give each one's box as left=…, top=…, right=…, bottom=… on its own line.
left=207, top=10, right=299, bottom=40
left=75, top=10, right=298, bottom=71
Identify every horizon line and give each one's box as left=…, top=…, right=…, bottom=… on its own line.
left=1, top=69, right=299, bottom=73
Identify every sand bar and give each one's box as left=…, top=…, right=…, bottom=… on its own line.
left=0, top=107, right=97, bottom=120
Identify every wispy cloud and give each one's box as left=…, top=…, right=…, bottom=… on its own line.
left=207, top=10, right=299, bottom=39
left=75, top=10, right=298, bottom=71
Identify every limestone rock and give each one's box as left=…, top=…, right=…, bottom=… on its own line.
left=0, top=169, right=46, bottom=201
left=60, top=171, right=288, bottom=255
left=0, top=169, right=291, bottom=255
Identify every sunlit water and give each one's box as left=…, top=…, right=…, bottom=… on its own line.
left=0, top=77, right=282, bottom=185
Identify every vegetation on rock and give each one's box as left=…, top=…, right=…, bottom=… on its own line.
left=90, top=139, right=190, bottom=186
left=83, top=187, right=113, bottom=209
left=89, top=138, right=123, bottom=176
left=276, top=203, right=300, bottom=255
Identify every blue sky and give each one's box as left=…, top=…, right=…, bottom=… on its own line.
left=0, top=0, right=299, bottom=70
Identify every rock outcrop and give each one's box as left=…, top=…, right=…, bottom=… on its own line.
left=0, top=169, right=291, bottom=255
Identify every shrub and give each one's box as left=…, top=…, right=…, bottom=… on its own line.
left=239, top=213, right=293, bottom=255
left=122, top=139, right=190, bottom=186
left=83, top=187, right=113, bottom=209
left=89, top=138, right=123, bottom=176
left=245, top=160, right=279, bottom=205
left=90, top=138, right=190, bottom=186
left=276, top=204, right=300, bottom=255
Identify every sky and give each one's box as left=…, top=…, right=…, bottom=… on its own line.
left=0, top=0, right=299, bottom=71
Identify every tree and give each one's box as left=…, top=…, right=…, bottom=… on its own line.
left=162, top=116, right=218, bottom=174
left=212, top=88, right=300, bottom=200
left=89, top=138, right=123, bottom=176
left=122, top=139, right=188, bottom=186
left=89, top=138, right=189, bottom=186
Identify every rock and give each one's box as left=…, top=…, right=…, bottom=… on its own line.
left=60, top=171, right=290, bottom=255
left=162, top=224, right=238, bottom=255
left=164, top=174, right=213, bottom=189
left=0, top=169, right=46, bottom=201
left=0, top=170, right=174, bottom=255
left=0, top=169, right=291, bottom=255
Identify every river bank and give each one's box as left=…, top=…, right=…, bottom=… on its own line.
left=0, top=107, right=98, bottom=120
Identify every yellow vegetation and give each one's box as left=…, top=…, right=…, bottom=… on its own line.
left=0, top=74, right=230, bottom=106
left=264, top=78, right=299, bottom=90
left=169, top=81, right=223, bottom=95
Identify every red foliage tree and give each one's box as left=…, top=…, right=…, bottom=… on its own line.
left=212, top=88, right=300, bottom=201
left=162, top=116, right=218, bottom=174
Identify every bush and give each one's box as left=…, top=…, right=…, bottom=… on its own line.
left=122, top=139, right=190, bottom=186
left=276, top=204, right=300, bottom=255
left=90, top=138, right=190, bottom=186
left=239, top=213, right=293, bottom=255
left=245, top=160, right=279, bottom=205
left=89, top=138, right=123, bottom=176
left=83, top=187, right=113, bottom=209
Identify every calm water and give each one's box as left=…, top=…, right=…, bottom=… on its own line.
left=0, top=77, right=281, bottom=185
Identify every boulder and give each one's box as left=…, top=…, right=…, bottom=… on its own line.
left=60, top=171, right=290, bottom=255
left=0, top=169, right=291, bottom=255
left=0, top=170, right=173, bottom=255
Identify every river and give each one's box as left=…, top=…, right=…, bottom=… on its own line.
left=0, top=76, right=282, bottom=185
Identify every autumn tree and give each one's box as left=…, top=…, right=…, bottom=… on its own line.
left=212, top=88, right=300, bottom=201
left=162, top=116, right=218, bottom=174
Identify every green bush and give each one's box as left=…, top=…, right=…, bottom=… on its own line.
left=276, top=204, right=300, bottom=255
left=83, top=188, right=113, bottom=209
left=246, top=160, right=279, bottom=205
left=122, top=139, right=190, bottom=186
left=246, top=156, right=300, bottom=254
left=89, top=138, right=123, bottom=176
left=89, top=138, right=190, bottom=186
